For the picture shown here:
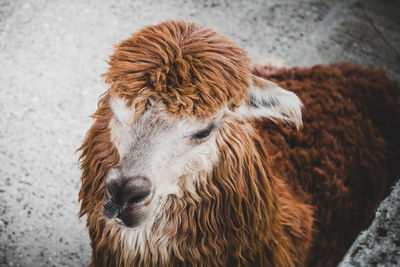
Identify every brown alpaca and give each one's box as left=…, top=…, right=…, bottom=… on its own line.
left=78, top=21, right=400, bottom=266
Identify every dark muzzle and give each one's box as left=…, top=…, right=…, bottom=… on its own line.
left=103, top=175, right=152, bottom=227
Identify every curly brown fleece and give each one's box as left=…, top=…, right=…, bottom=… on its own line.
left=253, top=62, right=400, bottom=266
left=104, top=20, right=249, bottom=119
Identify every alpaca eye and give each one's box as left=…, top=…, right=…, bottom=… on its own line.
left=192, top=122, right=216, bottom=141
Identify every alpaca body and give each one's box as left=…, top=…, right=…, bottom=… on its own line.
left=78, top=21, right=400, bottom=267
left=253, top=63, right=400, bottom=266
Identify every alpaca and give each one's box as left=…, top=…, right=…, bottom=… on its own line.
left=78, top=21, right=400, bottom=266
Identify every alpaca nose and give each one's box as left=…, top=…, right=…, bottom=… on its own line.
left=106, top=175, right=152, bottom=206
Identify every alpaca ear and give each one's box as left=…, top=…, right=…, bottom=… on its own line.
left=236, top=74, right=303, bottom=129
left=108, top=94, right=133, bottom=125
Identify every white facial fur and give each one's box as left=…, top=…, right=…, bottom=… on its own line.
left=108, top=95, right=221, bottom=213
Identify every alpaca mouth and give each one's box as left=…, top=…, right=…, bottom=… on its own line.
left=102, top=201, right=149, bottom=228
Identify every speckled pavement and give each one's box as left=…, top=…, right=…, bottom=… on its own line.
left=0, top=0, right=399, bottom=266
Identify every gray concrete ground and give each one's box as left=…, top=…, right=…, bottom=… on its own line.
left=0, top=0, right=399, bottom=266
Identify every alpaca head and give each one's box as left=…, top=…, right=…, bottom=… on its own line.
left=79, top=21, right=302, bottom=231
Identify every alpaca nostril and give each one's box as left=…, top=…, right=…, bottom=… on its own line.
left=123, top=176, right=152, bottom=205
left=106, top=181, right=119, bottom=202
left=127, top=194, right=147, bottom=205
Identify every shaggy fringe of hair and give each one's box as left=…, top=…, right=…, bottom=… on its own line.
left=80, top=116, right=313, bottom=266
left=78, top=94, right=119, bottom=217
left=103, top=20, right=250, bottom=119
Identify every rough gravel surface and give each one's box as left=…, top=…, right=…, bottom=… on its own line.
left=0, top=0, right=399, bottom=266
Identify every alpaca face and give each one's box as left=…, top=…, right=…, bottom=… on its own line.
left=101, top=75, right=303, bottom=228
left=103, top=96, right=221, bottom=227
